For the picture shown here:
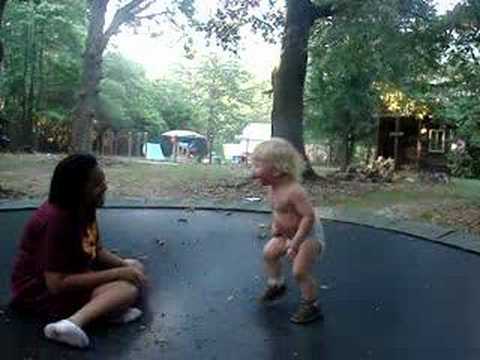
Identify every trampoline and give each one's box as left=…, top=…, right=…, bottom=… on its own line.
left=1, top=207, right=480, bottom=359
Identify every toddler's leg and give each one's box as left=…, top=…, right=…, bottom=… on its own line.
left=263, top=236, right=287, bottom=286
left=259, top=237, right=288, bottom=302
left=291, top=239, right=323, bottom=323
left=293, top=240, right=322, bottom=301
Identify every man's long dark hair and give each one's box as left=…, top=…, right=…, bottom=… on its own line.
left=49, top=154, right=98, bottom=210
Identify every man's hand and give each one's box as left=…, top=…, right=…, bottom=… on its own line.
left=123, top=258, right=145, bottom=273
left=116, top=266, right=148, bottom=287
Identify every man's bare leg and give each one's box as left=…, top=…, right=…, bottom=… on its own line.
left=44, top=281, right=139, bottom=348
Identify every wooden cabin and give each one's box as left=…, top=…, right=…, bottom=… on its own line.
left=377, top=115, right=454, bottom=172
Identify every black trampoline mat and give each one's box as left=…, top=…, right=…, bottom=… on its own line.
left=1, top=208, right=480, bottom=360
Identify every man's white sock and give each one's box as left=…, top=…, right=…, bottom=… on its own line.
left=43, top=319, right=89, bottom=348
left=108, top=307, right=143, bottom=324
left=267, top=277, right=285, bottom=287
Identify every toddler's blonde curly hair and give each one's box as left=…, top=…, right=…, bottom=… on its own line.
left=252, top=137, right=305, bottom=181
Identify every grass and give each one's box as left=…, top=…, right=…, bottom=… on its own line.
left=1, top=153, right=479, bottom=233
left=449, top=178, right=480, bottom=203
left=328, top=177, right=480, bottom=209
left=103, top=160, right=250, bottom=199
left=0, top=153, right=252, bottom=200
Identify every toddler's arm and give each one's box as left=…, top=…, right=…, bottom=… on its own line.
left=288, top=188, right=315, bottom=253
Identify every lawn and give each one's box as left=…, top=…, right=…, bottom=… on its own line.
left=0, top=153, right=253, bottom=202
left=329, top=176, right=480, bottom=232
left=1, top=153, right=479, bottom=233
left=332, top=178, right=480, bottom=208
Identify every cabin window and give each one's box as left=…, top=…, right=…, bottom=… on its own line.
left=428, top=129, right=446, bottom=153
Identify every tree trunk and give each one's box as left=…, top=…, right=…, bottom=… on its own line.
left=207, top=133, right=214, bottom=164
left=340, top=133, right=355, bottom=171
left=20, top=23, right=34, bottom=149
left=271, top=0, right=317, bottom=179
left=0, top=0, right=7, bottom=67
left=365, top=144, right=372, bottom=164
left=347, top=138, right=355, bottom=170
left=207, top=90, right=215, bottom=164
left=26, top=22, right=37, bottom=150
left=71, top=0, right=109, bottom=153
left=327, top=140, right=333, bottom=167
left=37, top=28, right=45, bottom=112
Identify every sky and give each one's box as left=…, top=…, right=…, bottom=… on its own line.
left=107, top=0, right=462, bottom=82
left=434, top=0, right=462, bottom=13
left=107, top=0, right=280, bottom=82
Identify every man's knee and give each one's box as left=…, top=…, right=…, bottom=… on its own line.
left=117, top=280, right=140, bottom=299
left=95, top=280, right=139, bottom=300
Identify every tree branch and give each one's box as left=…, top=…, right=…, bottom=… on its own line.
left=311, top=1, right=336, bottom=21
left=136, top=10, right=170, bottom=21
left=103, top=0, right=155, bottom=45
left=131, top=0, right=156, bottom=17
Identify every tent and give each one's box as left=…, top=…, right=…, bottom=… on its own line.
left=143, top=142, right=166, bottom=161
left=160, top=130, right=208, bottom=158
left=162, top=130, right=205, bottom=138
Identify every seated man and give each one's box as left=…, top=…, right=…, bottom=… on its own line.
left=10, top=154, right=147, bottom=348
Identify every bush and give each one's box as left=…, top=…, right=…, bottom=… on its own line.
left=448, top=144, right=480, bottom=179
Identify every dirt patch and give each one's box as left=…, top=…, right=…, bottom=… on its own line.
left=439, top=204, right=480, bottom=233
left=305, top=178, right=383, bottom=204
left=0, top=184, right=26, bottom=199
left=403, top=201, right=480, bottom=234
left=185, top=177, right=280, bottom=201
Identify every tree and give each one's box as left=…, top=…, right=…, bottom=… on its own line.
left=426, top=0, right=480, bottom=177
left=71, top=0, right=202, bottom=152
left=433, top=0, right=480, bottom=134
left=270, top=0, right=334, bottom=177
left=0, top=0, right=7, bottom=66
left=306, top=0, right=439, bottom=169
left=189, top=54, right=257, bottom=162
left=1, top=0, right=86, bottom=149
left=199, top=0, right=335, bottom=177
left=70, top=0, right=162, bottom=152
left=148, top=77, right=195, bottom=132
left=98, top=52, right=177, bottom=136
left=200, top=0, right=450, bottom=176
